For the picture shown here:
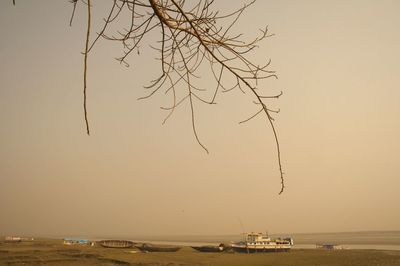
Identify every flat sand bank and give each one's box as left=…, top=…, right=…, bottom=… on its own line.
left=1, top=239, right=400, bottom=265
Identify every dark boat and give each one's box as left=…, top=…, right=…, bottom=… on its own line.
left=191, top=243, right=226, bottom=252
left=99, top=240, right=134, bottom=248
left=137, top=243, right=181, bottom=252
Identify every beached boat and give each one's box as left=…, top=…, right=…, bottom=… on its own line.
left=231, top=233, right=293, bottom=253
left=137, top=243, right=181, bottom=252
left=4, top=236, right=22, bottom=243
left=191, top=243, right=226, bottom=252
left=316, top=243, right=343, bottom=250
left=99, top=240, right=134, bottom=248
left=63, top=238, right=91, bottom=245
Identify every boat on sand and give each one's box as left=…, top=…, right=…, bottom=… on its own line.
left=99, top=240, right=134, bottom=248
left=231, top=232, right=293, bottom=253
left=137, top=243, right=181, bottom=252
left=191, top=243, right=226, bottom=252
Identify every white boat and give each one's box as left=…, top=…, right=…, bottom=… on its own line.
left=231, top=232, right=293, bottom=253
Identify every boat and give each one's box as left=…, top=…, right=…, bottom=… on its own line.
left=136, top=243, right=181, bottom=252
left=316, top=243, right=343, bottom=250
left=191, top=243, right=226, bottom=252
left=63, top=238, right=90, bottom=245
left=4, top=236, right=22, bottom=243
left=99, top=240, right=134, bottom=248
left=231, top=232, right=293, bottom=253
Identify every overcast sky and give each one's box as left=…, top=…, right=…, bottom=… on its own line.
left=1, top=0, right=399, bottom=238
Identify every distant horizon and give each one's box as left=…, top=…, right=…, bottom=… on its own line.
left=3, top=229, right=400, bottom=240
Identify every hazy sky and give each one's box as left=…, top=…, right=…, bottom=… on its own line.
left=1, top=0, right=399, bottom=238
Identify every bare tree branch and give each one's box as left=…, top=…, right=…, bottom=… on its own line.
left=68, top=0, right=285, bottom=193
left=83, top=0, right=91, bottom=135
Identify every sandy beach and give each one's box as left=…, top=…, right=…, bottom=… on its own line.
left=1, top=238, right=400, bottom=266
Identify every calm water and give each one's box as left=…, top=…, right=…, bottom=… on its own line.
left=293, top=244, right=400, bottom=251
left=118, top=231, right=400, bottom=251
left=129, top=242, right=400, bottom=251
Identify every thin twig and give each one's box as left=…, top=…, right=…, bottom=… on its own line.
left=69, top=0, right=78, bottom=26
left=83, top=0, right=91, bottom=135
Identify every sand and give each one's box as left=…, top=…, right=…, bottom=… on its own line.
left=1, top=238, right=400, bottom=265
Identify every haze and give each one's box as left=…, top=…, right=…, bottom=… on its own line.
left=1, top=0, right=399, bottom=238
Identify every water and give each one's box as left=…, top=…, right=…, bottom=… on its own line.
left=115, top=231, right=400, bottom=251
left=284, top=231, right=400, bottom=247
left=293, top=244, right=400, bottom=251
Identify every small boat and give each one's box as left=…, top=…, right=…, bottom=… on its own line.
left=137, top=243, right=181, bottom=252
left=63, top=238, right=90, bottom=245
left=316, top=243, right=343, bottom=250
left=4, top=236, right=22, bottom=243
left=191, top=243, right=226, bottom=252
left=231, top=232, right=293, bottom=253
left=99, top=240, right=134, bottom=248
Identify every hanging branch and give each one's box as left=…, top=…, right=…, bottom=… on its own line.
left=69, top=0, right=285, bottom=194
left=83, top=0, right=91, bottom=135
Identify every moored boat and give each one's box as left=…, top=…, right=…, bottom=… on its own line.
left=191, top=243, right=226, bottom=252
left=99, top=240, right=134, bottom=248
left=231, top=232, right=293, bottom=253
left=137, top=243, right=181, bottom=252
left=316, top=243, right=343, bottom=250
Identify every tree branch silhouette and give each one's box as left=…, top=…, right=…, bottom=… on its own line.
left=55, top=0, right=285, bottom=193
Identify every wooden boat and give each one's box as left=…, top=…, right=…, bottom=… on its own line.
left=137, top=243, right=181, bottom=252
left=191, top=243, right=226, bottom=252
left=99, top=240, right=134, bottom=248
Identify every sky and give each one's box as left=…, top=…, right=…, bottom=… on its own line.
left=1, top=0, right=400, bottom=238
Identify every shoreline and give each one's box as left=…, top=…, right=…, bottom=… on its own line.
left=1, top=239, right=400, bottom=266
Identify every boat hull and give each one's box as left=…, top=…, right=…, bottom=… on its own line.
left=137, top=244, right=181, bottom=252
left=99, top=240, right=134, bottom=248
left=191, top=246, right=224, bottom=253
left=231, top=245, right=291, bottom=253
